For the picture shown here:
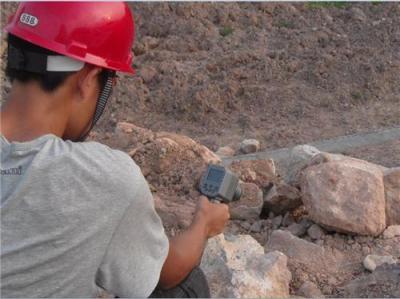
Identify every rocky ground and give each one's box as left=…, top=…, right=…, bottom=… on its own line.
left=99, top=122, right=400, bottom=298
left=1, top=2, right=400, bottom=298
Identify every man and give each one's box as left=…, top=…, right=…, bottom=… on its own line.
left=0, top=2, right=230, bottom=298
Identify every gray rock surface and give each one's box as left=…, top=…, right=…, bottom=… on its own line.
left=307, top=224, right=326, bottom=240
left=266, top=230, right=342, bottom=274
left=286, top=222, right=308, bottom=237
left=286, top=144, right=321, bottom=185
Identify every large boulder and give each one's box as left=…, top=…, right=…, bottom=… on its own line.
left=384, top=168, right=400, bottom=226
left=201, top=234, right=291, bottom=298
left=300, top=157, right=386, bottom=236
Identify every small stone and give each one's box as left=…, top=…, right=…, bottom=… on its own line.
left=299, top=218, right=313, bottom=229
left=272, top=215, right=283, bottom=229
left=240, top=221, right=252, bottom=230
left=383, top=225, right=400, bottom=239
left=350, top=7, right=367, bottom=22
left=250, top=221, right=263, bottom=233
left=229, top=182, right=263, bottom=221
left=363, top=254, right=396, bottom=272
left=140, top=66, right=157, bottom=83
left=282, top=212, right=294, bottom=227
left=116, top=121, right=135, bottom=133
left=308, top=224, right=325, bottom=240
left=239, top=139, right=261, bottom=154
left=298, top=281, right=324, bottom=298
left=286, top=222, right=307, bottom=237
left=362, top=246, right=370, bottom=255
left=262, top=183, right=302, bottom=215
left=215, top=146, right=235, bottom=157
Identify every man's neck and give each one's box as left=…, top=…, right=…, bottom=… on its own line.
left=0, top=81, right=68, bottom=142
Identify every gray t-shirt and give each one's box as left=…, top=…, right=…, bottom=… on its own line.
left=0, top=134, right=169, bottom=298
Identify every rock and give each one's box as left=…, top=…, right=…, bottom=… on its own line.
left=153, top=195, right=196, bottom=233
left=266, top=230, right=342, bottom=274
left=300, top=158, right=386, bottom=236
left=298, top=281, right=324, bottom=298
left=272, top=215, right=283, bottom=229
left=239, top=139, right=261, bottom=154
left=140, top=66, right=157, bottom=83
left=201, top=234, right=291, bottom=298
left=229, top=159, right=277, bottom=188
left=307, top=224, right=325, bottom=240
left=383, top=225, right=400, bottom=239
left=262, top=182, right=302, bottom=215
left=282, top=212, right=295, bottom=227
left=363, top=254, right=396, bottom=272
left=240, top=221, right=252, bottom=231
left=342, top=264, right=400, bottom=298
left=250, top=221, right=263, bottom=233
left=112, top=122, right=155, bottom=150
left=286, top=222, right=307, bottom=237
left=215, top=146, right=235, bottom=157
left=230, top=182, right=263, bottom=221
left=285, top=144, right=321, bottom=185
left=131, top=131, right=221, bottom=195
left=350, top=7, right=367, bottom=22
left=383, top=168, right=400, bottom=225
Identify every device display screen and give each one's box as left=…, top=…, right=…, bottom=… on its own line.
left=207, top=168, right=224, bottom=182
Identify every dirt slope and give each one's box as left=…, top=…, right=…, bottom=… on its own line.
left=1, top=3, right=399, bottom=154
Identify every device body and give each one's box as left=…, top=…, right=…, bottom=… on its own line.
left=199, top=164, right=241, bottom=203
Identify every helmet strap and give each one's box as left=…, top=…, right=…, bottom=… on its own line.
left=76, top=71, right=115, bottom=142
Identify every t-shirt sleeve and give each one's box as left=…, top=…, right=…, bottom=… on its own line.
left=95, top=152, right=169, bottom=298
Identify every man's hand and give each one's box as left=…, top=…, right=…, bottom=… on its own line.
left=193, top=196, right=230, bottom=238
left=158, top=196, right=230, bottom=290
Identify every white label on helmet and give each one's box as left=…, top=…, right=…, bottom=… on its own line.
left=20, top=13, right=39, bottom=27
left=47, top=56, right=85, bottom=72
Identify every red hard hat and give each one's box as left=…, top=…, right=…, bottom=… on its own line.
left=5, top=2, right=135, bottom=74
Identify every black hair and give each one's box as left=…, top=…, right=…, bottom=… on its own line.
left=6, top=34, right=108, bottom=92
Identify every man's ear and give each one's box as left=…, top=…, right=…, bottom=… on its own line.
left=77, top=65, right=102, bottom=101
